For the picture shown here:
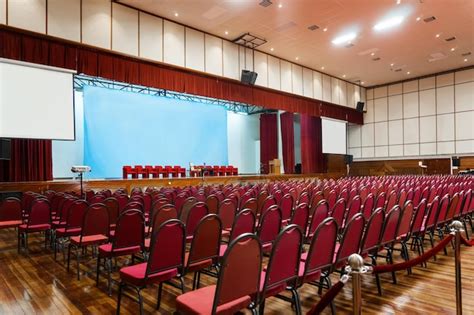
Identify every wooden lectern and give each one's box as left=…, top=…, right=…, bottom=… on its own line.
left=269, top=159, right=281, bottom=175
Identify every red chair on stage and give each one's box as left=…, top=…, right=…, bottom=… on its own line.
left=134, top=166, right=148, bottom=179
left=117, top=219, right=186, bottom=313
left=163, top=165, right=173, bottom=178
left=175, top=166, right=186, bottom=177
left=218, top=166, right=227, bottom=176
left=144, top=165, right=159, bottom=178
left=0, top=197, right=23, bottom=230
left=96, top=209, right=145, bottom=295
left=175, top=233, right=262, bottom=315
left=213, top=166, right=220, bottom=176
left=123, top=166, right=137, bottom=179
left=18, top=199, right=51, bottom=253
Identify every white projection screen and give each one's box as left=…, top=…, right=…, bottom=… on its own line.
left=0, top=58, right=75, bottom=140
left=322, top=117, right=347, bottom=154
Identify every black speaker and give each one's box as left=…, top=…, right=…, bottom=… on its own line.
left=241, top=70, right=258, bottom=85
left=294, top=163, right=302, bottom=174
left=0, top=139, right=11, bottom=160
left=344, top=154, right=353, bottom=165
left=452, top=156, right=460, bottom=167
left=356, top=101, right=365, bottom=113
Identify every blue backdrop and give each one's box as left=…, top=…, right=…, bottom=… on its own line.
left=83, top=86, right=228, bottom=178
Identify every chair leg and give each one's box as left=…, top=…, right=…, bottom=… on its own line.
left=388, top=248, right=396, bottom=284
left=138, top=288, right=144, bottom=315
left=372, top=256, right=382, bottom=296
left=197, top=271, right=202, bottom=289
left=17, top=231, right=21, bottom=253
left=116, top=282, right=124, bottom=315
left=290, top=288, right=302, bottom=315
left=192, top=272, right=198, bottom=290
left=157, top=282, right=163, bottom=310
left=258, top=299, right=266, bottom=315
left=428, top=232, right=436, bottom=261
left=25, top=233, right=29, bottom=254
left=76, top=247, right=81, bottom=280
left=463, top=220, right=470, bottom=239
left=107, top=258, right=113, bottom=296
left=96, top=256, right=101, bottom=286
left=67, top=244, right=72, bottom=272
left=179, top=276, right=186, bottom=294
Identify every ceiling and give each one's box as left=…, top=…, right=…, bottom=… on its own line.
left=118, top=0, right=474, bottom=86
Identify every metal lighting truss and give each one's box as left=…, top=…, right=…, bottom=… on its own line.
left=73, top=75, right=273, bottom=115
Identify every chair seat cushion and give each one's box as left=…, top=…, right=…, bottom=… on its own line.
left=120, top=262, right=178, bottom=287
left=0, top=220, right=22, bottom=229
left=221, top=229, right=231, bottom=237
left=219, top=244, right=228, bottom=257
left=99, top=243, right=141, bottom=257
left=56, top=227, right=82, bottom=237
left=70, top=234, right=108, bottom=246
left=19, top=223, right=51, bottom=232
left=175, top=285, right=251, bottom=315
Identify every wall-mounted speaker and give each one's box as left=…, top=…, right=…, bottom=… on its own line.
left=0, top=139, right=11, bottom=160
left=356, top=101, right=365, bottom=113
left=241, top=70, right=258, bottom=85
left=452, top=156, right=460, bottom=167
left=344, top=154, right=353, bottom=165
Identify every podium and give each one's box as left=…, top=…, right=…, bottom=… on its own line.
left=269, top=159, right=281, bottom=175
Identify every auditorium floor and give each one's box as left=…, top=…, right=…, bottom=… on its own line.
left=0, top=228, right=473, bottom=315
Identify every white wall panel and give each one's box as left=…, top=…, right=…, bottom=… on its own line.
left=267, top=56, right=281, bottom=90
left=254, top=51, right=268, bottom=87
left=0, top=0, right=5, bottom=24
left=388, top=120, right=403, bottom=145
left=361, top=123, right=374, bottom=147
left=346, top=84, right=355, bottom=108
left=374, top=98, right=388, bottom=122
left=348, top=125, right=361, bottom=147
left=185, top=28, right=205, bottom=71
left=291, top=64, right=303, bottom=96
left=303, top=68, right=313, bottom=98
left=48, top=0, right=81, bottom=41
left=82, top=0, right=111, bottom=49
left=374, top=86, right=387, bottom=98
left=455, top=69, right=474, bottom=84
left=419, top=77, right=435, bottom=90
left=340, top=81, right=347, bottom=106
left=455, top=111, right=474, bottom=140
left=389, top=145, right=403, bottom=157
left=223, top=41, right=239, bottom=80
left=436, top=85, right=454, bottom=114
left=404, top=144, right=419, bottom=156
left=362, top=147, right=375, bottom=158
left=9, top=0, right=46, bottom=33
left=374, top=122, right=388, bottom=146
left=437, top=114, right=455, bottom=141
left=403, top=118, right=419, bottom=143
left=322, top=74, right=331, bottom=102
left=403, top=92, right=418, bottom=118
left=436, top=73, right=454, bottom=87
left=163, top=20, right=185, bottom=67
left=388, top=95, right=403, bottom=120
left=419, top=89, right=436, bottom=116
left=280, top=60, right=292, bottom=93
left=112, top=4, right=138, bottom=56
left=348, top=147, right=361, bottom=159
left=375, top=146, right=388, bottom=157
left=455, top=82, right=474, bottom=112
left=456, top=140, right=474, bottom=154
left=437, top=141, right=455, bottom=154
left=419, top=116, right=436, bottom=143
left=313, top=71, right=322, bottom=99
left=331, top=78, right=339, bottom=104
left=366, top=88, right=374, bottom=100
left=388, top=83, right=402, bottom=96
left=205, top=34, right=223, bottom=76
left=139, top=12, right=163, bottom=62
left=364, top=100, right=374, bottom=123
left=420, top=143, right=437, bottom=155
left=244, top=48, right=254, bottom=71
left=403, top=80, right=418, bottom=93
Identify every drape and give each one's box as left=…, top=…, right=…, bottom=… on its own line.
left=260, top=114, right=278, bottom=174
left=300, top=115, right=325, bottom=174
left=0, top=139, right=53, bottom=182
left=280, top=112, right=295, bottom=174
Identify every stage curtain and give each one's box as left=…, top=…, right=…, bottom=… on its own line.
left=300, top=114, right=325, bottom=174
left=0, top=139, right=52, bottom=182
left=260, top=113, right=278, bottom=174
left=280, top=112, right=295, bottom=174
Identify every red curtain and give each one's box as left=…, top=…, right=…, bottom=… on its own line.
left=280, top=112, right=295, bottom=174
left=0, top=139, right=52, bottom=182
left=300, top=115, right=325, bottom=174
left=260, top=114, right=278, bottom=174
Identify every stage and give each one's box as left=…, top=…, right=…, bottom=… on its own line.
left=0, top=173, right=344, bottom=194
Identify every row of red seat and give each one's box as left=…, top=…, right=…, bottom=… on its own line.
left=122, top=165, right=239, bottom=179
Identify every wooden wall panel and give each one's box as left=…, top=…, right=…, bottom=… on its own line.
left=350, top=158, right=452, bottom=176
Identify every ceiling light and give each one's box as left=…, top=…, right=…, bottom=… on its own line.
left=436, top=34, right=440, bottom=38
left=407, top=71, right=411, bottom=75
left=224, top=31, right=229, bottom=35
left=361, top=81, right=365, bottom=85
left=342, top=74, right=346, bottom=78
left=278, top=3, right=283, bottom=8
left=323, top=28, right=328, bottom=32
left=270, top=47, right=274, bottom=51
left=332, top=32, right=357, bottom=45
left=321, top=66, right=325, bottom=70
left=295, top=57, right=299, bottom=60
left=396, top=0, right=401, bottom=4
left=451, top=47, right=456, bottom=51
left=174, top=12, right=179, bottom=17
left=464, top=58, right=468, bottom=62
left=416, top=17, right=421, bottom=21
left=374, top=16, right=404, bottom=31
left=371, top=52, right=375, bottom=56
left=390, top=63, right=394, bottom=67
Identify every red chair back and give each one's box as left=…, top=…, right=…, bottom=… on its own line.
left=331, top=198, right=346, bottom=228
left=241, top=198, right=258, bottom=216
left=187, top=214, right=222, bottom=267
left=436, top=195, right=451, bottom=225
left=89, top=194, right=106, bottom=205
left=65, top=199, right=88, bottom=229
left=81, top=204, right=109, bottom=239
left=257, top=205, right=282, bottom=245
left=308, top=200, right=329, bottom=238
left=115, top=194, right=129, bottom=212
left=150, top=204, right=178, bottom=234
left=327, top=190, right=337, bottom=209
left=213, top=234, right=262, bottom=312
left=297, top=192, right=309, bottom=206
left=260, top=196, right=277, bottom=216
left=380, top=205, right=401, bottom=246
left=345, top=196, right=362, bottom=225
left=279, top=193, right=294, bottom=221
left=424, top=197, right=440, bottom=231
left=386, top=191, right=398, bottom=211
left=410, top=199, right=427, bottom=235
left=397, top=201, right=415, bottom=239
left=218, top=199, right=237, bottom=230
left=103, top=197, right=119, bottom=226
left=310, top=192, right=324, bottom=208
left=179, top=197, right=198, bottom=221
left=334, top=213, right=365, bottom=268
left=230, top=209, right=256, bottom=242
left=28, top=199, right=51, bottom=226
left=0, top=197, right=22, bottom=221
left=290, top=203, right=310, bottom=233
left=205, top=194, right=220, bottom=214
left=362, top=193, right=375, bottom=220
left=445, top=193, right=460, bottom=222
left=113, top=209, right=145, bottom=250
left=185, top=202, right=209, bottom=237
left=360, top=208, right=385, bottom=255
left=375, top=192, right=386, bottom=210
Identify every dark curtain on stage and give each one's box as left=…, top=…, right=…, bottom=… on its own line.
left=300, top=114, right=325, bottom=174
left=260, top=114, right=278, bottom=174
left=0, top=139, right=53, bottom=182
left=280, top=112, right=295, bottom=174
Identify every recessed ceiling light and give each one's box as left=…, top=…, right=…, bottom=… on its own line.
left=451, top=47, right=456, bottom=51
left=342, top=74, right=346, bottom=78
left=390, top=63, right=394, bottom=67
left=396, top=0, right=401, bottom=4
left=332, top=32, right=357, bottom=45
left=323, top=28, right=328, bottom=32
left=321, top=66, right=325, bottom=70
left=464, top=58, right=468, bottom=62
left=416, top=17, right=421, bottom=21
left=224, top=31, right=229, bottom=35
left=270, top=47, right=274, bottom=51
left=361, top=81, right=365, bottom=85
left=374, top=16, right=405, bottom=31
left=174, top=12, right=179, bottom=17
left=278, top=3, right=283, bottom=8
left=295, top=57, right=299, bottom=60
left=371, top=52, right=375, bottom=56
left=436, top=34, right=440, bottom=38
left=407, top=71, right=411, bottom=75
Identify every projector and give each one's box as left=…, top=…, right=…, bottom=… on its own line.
left=71, top=165, right=91, bottom=173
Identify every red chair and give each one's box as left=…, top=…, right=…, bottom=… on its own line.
left=259, top=196, right=277, bottom=219
left=205, top=194, right=220, bottom=214
left=117, top=219, right=185, bottom=314
left=219, top=209, right=256, bottom=258
left=144, top=165, right=159, bottom=178
left=289, top=203, right=310, bottom=235
left=184, top=214, right=222, bottom=290
left=331, top=198, right=346, bottom=232
left=231, top=166, right=238, bottom=176
left=97, top=209, right=145, bottom=295
left=185, top=202, right=209, bottom=241
left=145, top=204, right=178, bottom=250
left=18, top=199, right=51, bottom=253
left=134, top=165, right=148, bottom=179
left=175, top=233, right=262, bottom=315
left=257, top=205, right=282, bottom=253
left=344, top=195, right=362, bottom=228
left=225, top=166, right=233, bottom=176
left=241, top=198, right=258, bottom=216
left=67, top=203, right=110, bottom=280
left=362, top=193, right=375, bottom=220
left=279, top=193, right=294, bottom=223
left=332, top=213, right=365, bottom=271
left=395, top=201, right=416, bottom=273
left=218, top=166, right=227, bottom=176
left=179, top=197, right=198, bottom=222
left=307, top=200, right=329, bottom=240
left=218, top=199, right=237, bottom=233
left=258, top=224, right=303, bottom=314
left=163, top=165, right=173, bottom=178
left=103, top=197, right=120, bottom=231
left=122, top=166, right=137, bottom=179
left=0, top=197, right=23, bottom=230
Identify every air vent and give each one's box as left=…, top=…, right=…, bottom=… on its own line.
left=461, top=52, right=471, bottom=57
left=394, top=68, right=403, bottom=72
left=372, top=57, right=381, bottom=61
left=345, top=42, right=355, bottom=48
left=423, top=16, right=436, bottom=23
left=445, top=36, right=456, bottom=42
left=307, top=24, right=320, bottom=31
left=259, top=0, right=272, bottom=7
